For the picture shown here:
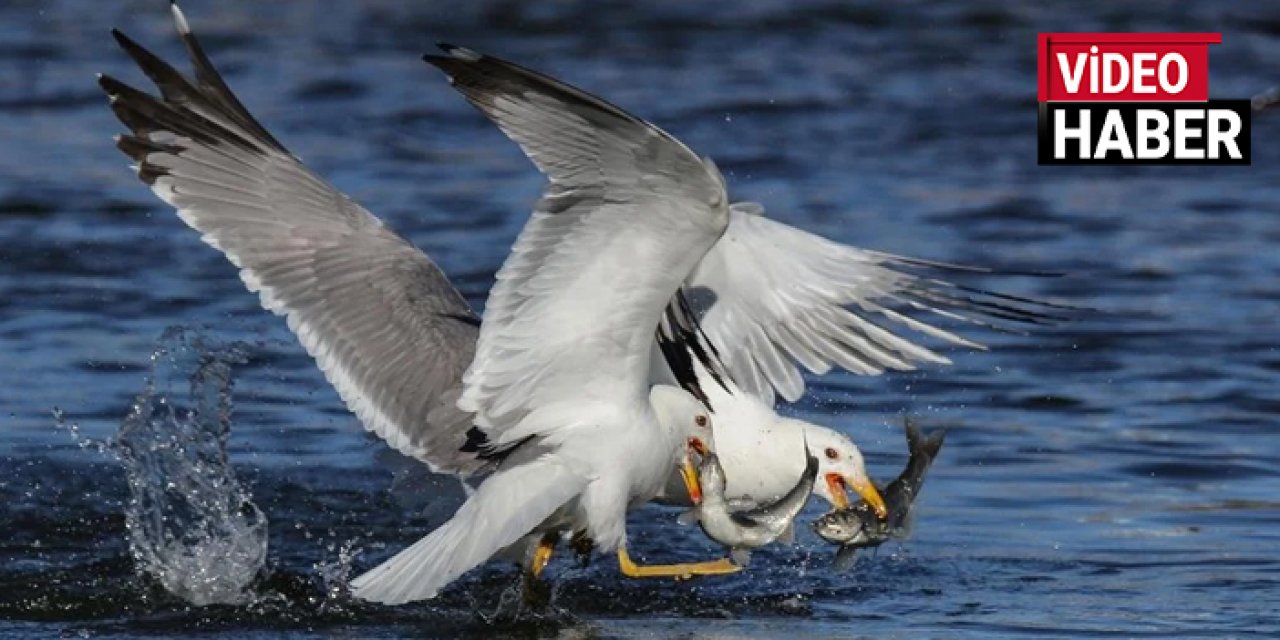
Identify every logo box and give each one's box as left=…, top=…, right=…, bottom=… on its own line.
left=1036, top=33, right=1249, bottom=165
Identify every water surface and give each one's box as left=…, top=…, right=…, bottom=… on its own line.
left=3, top=0, right=1280, bottom=637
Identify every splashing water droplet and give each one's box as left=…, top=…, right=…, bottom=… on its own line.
left=314, top=539, right=362, bottom=607
left=105, top=327, right=267, bottom=606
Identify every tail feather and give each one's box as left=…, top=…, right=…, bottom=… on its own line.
left=350, top=457, right=587, bottom=604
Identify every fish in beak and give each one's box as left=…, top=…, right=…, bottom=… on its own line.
left=682, top=437, right=709, bottom=505
left=826, top=472, right=888, bottom=520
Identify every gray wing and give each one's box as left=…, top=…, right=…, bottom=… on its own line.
left=100, top=5, right=485, bottom=474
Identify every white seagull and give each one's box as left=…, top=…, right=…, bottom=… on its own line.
left=100, top=4, right=1067, bottom=604
left=652, top=304, right=882, bottom=515
left=646, top=194, right=1070, bottom=511
left=102, top=6, right=739, bottom=605
left=349, top=43, right=755, bottom=602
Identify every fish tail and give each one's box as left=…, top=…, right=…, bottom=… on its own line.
left=904, top=418, right=946, bottom=461
left=920, top=428, right=946, bottom=460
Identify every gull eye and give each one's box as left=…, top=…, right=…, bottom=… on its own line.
left=824, top=447, right=839, bottom=460
left=694, top=414, right=708, bottom=428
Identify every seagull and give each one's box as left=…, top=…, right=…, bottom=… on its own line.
left=100, top=3, right=1068, bottom=604
left=645, top=196, right=1072, bottom=513
left=102, top=4, right=740, bottom=606
left=349, top=42, right=756, bottom=602
left=652, top=306, right=883, bottom=515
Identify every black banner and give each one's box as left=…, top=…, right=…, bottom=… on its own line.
left=1038, top=100, right=1251, bottom=165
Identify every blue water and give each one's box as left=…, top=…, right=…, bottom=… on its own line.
left=4, top=1, right=1280, bottom=637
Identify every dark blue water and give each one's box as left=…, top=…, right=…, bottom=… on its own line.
left=4, top=1, right=1280, bottom=637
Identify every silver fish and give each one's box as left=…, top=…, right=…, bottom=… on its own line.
left=689, top=450, right=819, bottom=566
left=811, top=420, right=945, bottom=569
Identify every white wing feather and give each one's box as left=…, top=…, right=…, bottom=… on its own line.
left=350, top=456, right=589, bottom=604
left=690, top=204, right=1067, bottom=404
left=425, top=47, right=729, bottom=442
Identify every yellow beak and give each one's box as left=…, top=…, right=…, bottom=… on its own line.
left=827, top=472, right=888, bottom=520
left=681, top=457, right=702, bottom=505
left=681, top=437, right=708, bottom=505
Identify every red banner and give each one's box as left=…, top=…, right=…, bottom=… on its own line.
left=1038, top=33, right=1219, bottom=102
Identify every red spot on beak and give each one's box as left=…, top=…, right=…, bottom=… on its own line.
left=825, top=472, right=851, bottom=509
left=687, top=437, right=708, bottom=456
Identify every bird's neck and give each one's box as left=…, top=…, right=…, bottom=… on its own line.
left=619, top=398, right=685, bottom=504
left=717, top=416, right=805, bottom=502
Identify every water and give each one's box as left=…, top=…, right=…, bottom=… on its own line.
left=3, top=0, right=1280, bottom=637
left=77, top=328, right=267, bottom=607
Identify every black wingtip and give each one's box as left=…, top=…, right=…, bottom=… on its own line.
left=109, top=28, right=137, bottom=54
left=422, top=46, right=458, bottom=70
left=422, top=54, right=454, bottom=82
left=97, top=73, right=125, bottom=96
left=109, top=28, right=157, bottom=68
left=431, top=43, right=483, bottom=62
left=883, top=252, right=1070, bottom=279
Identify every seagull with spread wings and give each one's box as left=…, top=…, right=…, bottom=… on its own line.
left=100, top=4, right=1066, bottom=604
left=102, top=4, right=740, bottom=605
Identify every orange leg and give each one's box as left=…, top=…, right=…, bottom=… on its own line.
left=530, top=531, right=557, bottom=577
left=616, top=546, right=741, bottom=579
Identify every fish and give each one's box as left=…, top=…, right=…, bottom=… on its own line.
left=811, top=419, right=946, bottom=570
left=685, top=449, right=819, bottom=567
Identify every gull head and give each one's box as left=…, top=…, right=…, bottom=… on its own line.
left=650, top=385, right=716, bottom=504
left=803, top=423, right=887, bottom=520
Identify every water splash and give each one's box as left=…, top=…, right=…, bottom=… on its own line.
left=314, top=539, right=362, bottom=605
left=63, top=327, right=268, bottom=606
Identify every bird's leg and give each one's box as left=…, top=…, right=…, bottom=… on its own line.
left=570, top=530, right=594, bottom=567
left=616, top=546, right=741, bottom=579
left=529, top=531, right=557, bottom=578
left=520, top=532, right=558, bottom=610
